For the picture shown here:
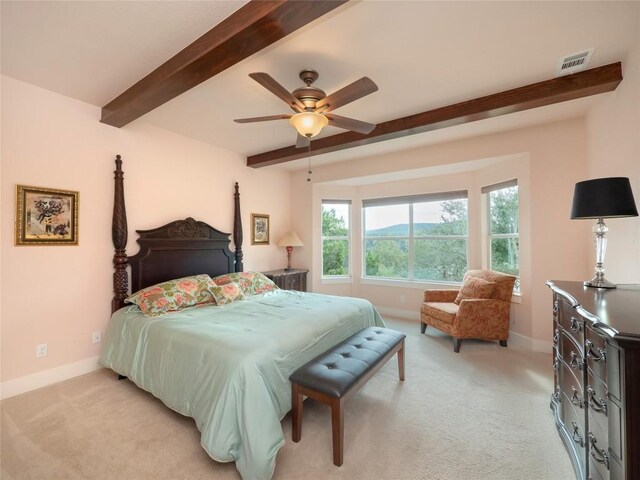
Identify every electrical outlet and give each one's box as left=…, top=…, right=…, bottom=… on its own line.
left=36, top=343, right=48, bottom=358
left=92, top=331, right=102, bottom=344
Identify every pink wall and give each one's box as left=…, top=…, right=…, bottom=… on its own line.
left=585, top=21, right=640, bottom=283
left=1, top=76, right=292, bottom=384
left=292, top=118, right=592, bottom=348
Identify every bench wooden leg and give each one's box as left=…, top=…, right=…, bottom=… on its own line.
left=331, top=397, right=344, bottom=467
left=292, top=383, right=302, bottom=442
left=420, top=322, right=427, bottom=334
left=453, top=338, right=462, bottom=353
left=397, top=339, right=405, bottom=381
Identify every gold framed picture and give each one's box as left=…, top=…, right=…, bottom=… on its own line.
left=15, top=185, right=79, bottom=245
left=251, top=213, right=269, bottom=245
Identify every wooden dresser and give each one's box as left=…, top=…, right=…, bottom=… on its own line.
left=547, top=281, right=640, bottom=480
left=262, top=269, right=308, bottom=292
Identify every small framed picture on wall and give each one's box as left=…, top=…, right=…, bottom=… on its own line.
left=15, top=185, right=79, bottom=245
left=251, top=213, right=269, bottom=245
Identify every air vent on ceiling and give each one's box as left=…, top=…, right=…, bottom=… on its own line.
left=556, top=48, right=595, bottom=76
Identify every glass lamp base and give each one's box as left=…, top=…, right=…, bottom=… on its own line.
left=584, top=277, right=616, bottom=289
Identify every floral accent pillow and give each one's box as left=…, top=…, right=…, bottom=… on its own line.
left=125, top=274, right=213, bottom=317
left=212, top=271, right=279, bottom=296
left=454, top=276, right=496, bottom=305
left=208, top=281, right=246, bottom=305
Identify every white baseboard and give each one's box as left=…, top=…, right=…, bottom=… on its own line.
left=377, top=306, right=552, bottom=353
left=376, top=306, right=420, bottom=321
left=509, top=332, right=553, bottom=353
left=1, top=356, right=101, bottom=400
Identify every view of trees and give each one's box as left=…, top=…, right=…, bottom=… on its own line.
left=489, top=186, right=519, bottom=284
left=365, top=199, right=468, bottom=281
left=322, top=188, right=519, bottom=287
left=322, top=207, right=349, bottom=276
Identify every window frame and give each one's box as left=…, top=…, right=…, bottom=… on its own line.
left=362, top=192, right=469, bottom=284
left=321, top=200, right=351, bottom=279
left=484, top=180, right=520, bottom=292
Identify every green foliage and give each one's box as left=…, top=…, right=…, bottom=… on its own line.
left=322, top=208, right=348, bottom=276
left=489, top=187, right=519, bottom=281
left=365, top=199, right=468, bottom=281
left=322, top=207, right=348, bottom=236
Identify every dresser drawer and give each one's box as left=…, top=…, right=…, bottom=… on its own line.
left=561, top=391, right=587, bottom=471
left=561, top=330, right=585, bottom=373
left=605, top=343, right=621, bottom=402
left=587, top=370, right=608, bottom=424
left=559, top=300, right=584, bottom=348
left=561, top=360, right=585, bottom=409
left=586, top=326, right=607, bottom=383
left=588, top=414, right=610, bottom=480
left=607, top=399, right=623, bottom=465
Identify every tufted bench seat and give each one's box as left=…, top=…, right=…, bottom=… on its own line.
left=289, top=326, right=406, bottom=466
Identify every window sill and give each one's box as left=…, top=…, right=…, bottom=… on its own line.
left=360, top=277, right=462, bottom=290
left=511, top=293, right=522, bottom=304
left=321, top=276, right=352, bottom=285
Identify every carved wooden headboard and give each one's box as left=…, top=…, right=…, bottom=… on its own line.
left=110, top=155, right=244, bottom=313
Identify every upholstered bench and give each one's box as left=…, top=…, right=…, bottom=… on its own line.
left=290, top=327, right=406, bottom=466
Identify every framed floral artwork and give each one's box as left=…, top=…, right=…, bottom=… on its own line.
left=251, top=213, right=269, bottom=245
left=15, top=185, right=79, bottom=245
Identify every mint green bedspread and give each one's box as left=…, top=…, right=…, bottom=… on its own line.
left=99, top=290, right=384, bottom=480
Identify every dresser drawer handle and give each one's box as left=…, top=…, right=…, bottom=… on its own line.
left=571, top=422, right=584, bottom=447
left=587, top=387, right=608, bottom=416
left=570, top=387, right=584, bottom=409
left=585, top=340, right=606, bottom=364
left=570, top=317, right=583, bottom=333
left=588, top=433, right=610, bottom=470
left=553, top=329, right=559, bottom=346
left=570, top=352, right=583, bottom=371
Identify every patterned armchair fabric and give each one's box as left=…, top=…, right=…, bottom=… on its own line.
left=420, top=270, right=516, bottom=352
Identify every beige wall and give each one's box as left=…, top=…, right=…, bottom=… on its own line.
left=1, top=76, right=292, bottom=384
left=292, top=118, right=592, bottom=347
left=585, top=19, right=640, bottom=283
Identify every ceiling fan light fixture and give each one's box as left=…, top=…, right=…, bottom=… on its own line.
left=289, top=112, right=328, bottom=138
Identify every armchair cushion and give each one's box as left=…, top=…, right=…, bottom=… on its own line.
left=421, top=302, right=459, bottom=325
left=454, top=276, right=496, bottom=305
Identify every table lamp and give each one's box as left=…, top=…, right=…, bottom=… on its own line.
left=278, top=231, right=304, bottom=271
left=571, top=177, right=638, bottom=288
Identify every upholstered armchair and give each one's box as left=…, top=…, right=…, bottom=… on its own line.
left=420, top=270, right=516, bottom=352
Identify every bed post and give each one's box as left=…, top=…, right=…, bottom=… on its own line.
left=233, top=182, right=243, bottom=272
left=111, top=155, right=129, bottom=313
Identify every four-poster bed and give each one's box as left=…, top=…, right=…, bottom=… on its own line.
left=101, top=156, right=384, bottom=480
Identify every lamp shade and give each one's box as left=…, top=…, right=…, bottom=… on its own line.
left=278, top=231, right=304, bottom=247
left=570, top=177, right=638, bottom=219
left=289, top=112, right=328, bottom=138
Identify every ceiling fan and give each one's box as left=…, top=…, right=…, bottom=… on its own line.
left=234, top=69, right=378, bottom=148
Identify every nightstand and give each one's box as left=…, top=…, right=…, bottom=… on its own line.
left=262, top=269, right=309, bottom=292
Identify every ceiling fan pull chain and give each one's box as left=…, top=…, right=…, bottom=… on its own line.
left=307, top=146, right=312, bottom=183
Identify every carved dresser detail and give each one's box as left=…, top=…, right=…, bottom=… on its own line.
left=262, top=269, right=308, bottom=292
left=547, top=281, right=640, bottom=480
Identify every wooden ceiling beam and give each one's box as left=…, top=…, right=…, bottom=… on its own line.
left=247, top=62, right=623, bottom=168
left=100, top=0, right=347, bottom=128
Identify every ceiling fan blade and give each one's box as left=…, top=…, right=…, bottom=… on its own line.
left=234, top=114, right=292, bottom=123
left=249, top=73, right=305, bottom=112
left=296, top=134, right=310, bottom=149
left=326, top=113, right=376, bottom=135
left=315, top=77, right=378, bottom=112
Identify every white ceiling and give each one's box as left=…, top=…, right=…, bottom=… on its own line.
left=2, top=1, right=638, bottom=171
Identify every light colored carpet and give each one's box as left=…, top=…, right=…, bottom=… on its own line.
left=1, top=318, right=574, bottom=480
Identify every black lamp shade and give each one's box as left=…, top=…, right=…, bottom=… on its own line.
left=571, top=177, right=638, bottom=219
